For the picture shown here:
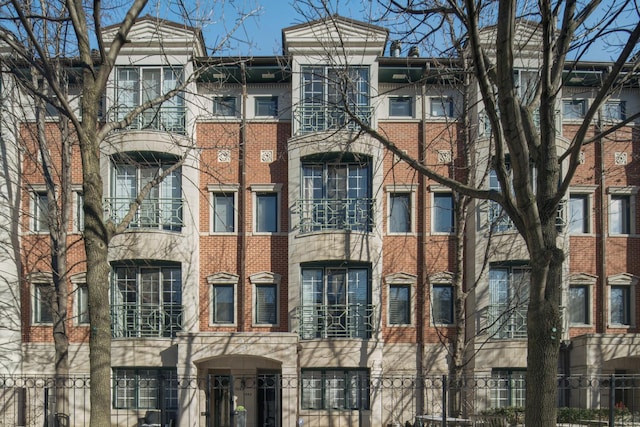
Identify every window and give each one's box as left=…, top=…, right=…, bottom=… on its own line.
left=110, top=155, right=182, bottom=231
left=602, top=101, right=626, bottom=121
left=255, top=284, right=277, bottom=325
left=300, top=265, right=372, bottom=339
left=300, top=156, right=372, bottom=233
left=77, top=284, right=89, bottom=324
left=33, top=191, right=49, bottom=232
left=488, top=266, right=530, bottom=339
left=255, top=96, right=278, bottom=117
left=33, top=283, right=53, bottom=324
left=213, top=193, right=235, bottom=232
left=111, top=264, right=182, bottom=338
left=568, top=194, right=589, bottom=234
left=432, top=284, right=454, bottom=325
left=563, top=99, right=586, bottom=120
left=213, top=96, right=237, bottom=116
left=301, top=369, right=370, bottom=410
left=256, top=193, right=278, bottom=233
left=491, top=369, right=526, bottom=408
left=389, top=97, right=412, bottom=117
left=569, top=285, right=589, bottom=325
left=611, top=286, right=631, bottom=326
left=389, top=193, right=411, bottom=233
left=389, top=285, right=410, bottom=325
left=433, top=192, right=455, bottom=233
left=488, top=170, right=515, bottom=232
left=610, top=195, right=630, bottom=235
left=298, top=66, right=370, bottom=133
left=513, top=69, right=538, bottom=103
left=211, top=284, right=234, bottom=324
left=430, top=97, right=454, bottom=118
left=115, top=66, right=185, bottom=133
left=75, top=191, right=84, bottom=232
left=113, top=368, right=177, bottom=410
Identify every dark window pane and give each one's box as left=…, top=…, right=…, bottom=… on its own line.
left=256, top=193, right=278, bottom=232
left=389, top=285, right=410, bottom=324
left=389, top=193, right=410, bottom=232
left=434, top=193, right=454, bottom=233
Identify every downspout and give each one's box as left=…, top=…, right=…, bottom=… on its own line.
left=238, top=63, right=248, bottom=331
left=598, top=110, right=607, bottom=333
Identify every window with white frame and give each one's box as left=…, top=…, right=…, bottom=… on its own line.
left=489, top=265, right=530, bottom=339
left=208, top=272, right=238, bottom=325
left=209, top=184, right=238, bottom=233
left=112, top=368, right=178, bottom=410
left=491, top=369, right=526, bottom=408
left=389, top=96, right=413, bottom=117
left=110, top=154, right=182, bottom=231
left=301, top=369, right=370, bottom=410
left=32, top=190, right=49, bottom=232
left=602, top=100, right=626, bottom=121
left=608, top=273, right=637, bottom=327
left=430, top=97, right=454, bottom=118
left=250, top=272, right=281, bottom=326
left=114, top=66, right=185, bottom=133
left=608, top=187, right=637, bottom=235
left=568, top=194, right=590, bottom=234
left=513, top=69, right=539, bottom=104
left=33, top=282, right=53, bottom=324
left=255, top=96, right=278, bottom=117
left=488, top=169, right=515, bottom=232
left=432, top=190, right=455, bottom=233
left=213, top=96, right=237, bottom=117
left=432, top=284, right=454, bottom=325
left=562, top=99, right=586, bottom=120
left=569, top=285, right=589, bottom=325
left=388, top=191, right=411, bottom=233
left=77, top=284, right=89, bottom=325
left=251, top=184, right=282, bottom=233
left=386, top=273, right=416, bottom=326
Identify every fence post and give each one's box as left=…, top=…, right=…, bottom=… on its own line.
left=442, top=375, right=447, bottom=427
left=609, top=375, right=615, bottom=427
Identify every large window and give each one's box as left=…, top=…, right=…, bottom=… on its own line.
left=255, top=193, right=278, bottom=233
left=389, top=96, right=413, bottom=117
left=602, top=101, right=626, bottom=121
left=255, top=284, right=277, bottom=325
left=569, top=285, right=589, bottom=325
left=212, top=193, right=235, bottom=232
left=110, top=155, right=182, bottom=231
left=111, top=264, right=182, bottom=338
left=255, top=96, right=278, bottom=117
left=488, top=266, right=529, bottom=339
left=212, top=284, right=235, bottom=324
left=33, top=283, right=53, bottom=324
left=569, top=194, right=589, bottom=234
left=433, top=192, right=455, bottom=233
left=300, top=156, right=372, bottom=233
left=610, top=286, right=631, bottom=326
left=299, top=266, right=373, bottom=339
left=563, top=99, right=586, bottom=120
left=491, top=369, right=526, bottom=408
left=610, top=195, right=630, bottom=235
left=389, top=192, right=411, bottom=233
left=432, top=284, right=454, bottom=325
left=388, top=285, right=410, bottom=325
left=213, top=96, right=237, bottom=117
left=113, top=368, right=178, bottom=410
left=301, top=369, right=370, bottom=410
left=32, top=191, right=49, bottom=232
left=298, top=66, right=370, bottom=133
left=114, top=67, right=185, bottom=133
left=430, top=97, right=454, bottom=118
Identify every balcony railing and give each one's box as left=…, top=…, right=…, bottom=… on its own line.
left=111, top=303, right=182, bottom=338
left=297, top=198, right=374, bottom=233
left=111, top=106, right=186, bottom=134
left=105, top=197, right=183, bottom=231
left=294, top=105, right=373, bottom=134
left=487, top=201, right=515, bottom=232
left=296, top=304, right=376, bottom=339
left=487, top=304, right=527, bottom=339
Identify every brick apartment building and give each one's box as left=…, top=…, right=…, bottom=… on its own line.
left=1, top=14, right=639, bottom=427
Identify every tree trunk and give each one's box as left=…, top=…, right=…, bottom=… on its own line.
left=525, top=226, right=563, bottom=427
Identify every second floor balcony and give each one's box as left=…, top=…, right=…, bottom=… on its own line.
left=487, top=304, right=528, bottom=339
left=105, top=197, right=183, bottom=231
left=111, top=303, right=182, bottom=338
left=297, top=303, right=376, bottom=340
left=111, top=106, right=186, bottom=134
left=297, top=197, right=374, bottom=233
left=294, top=105, right=373, bottom=134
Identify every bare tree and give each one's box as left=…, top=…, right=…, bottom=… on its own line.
left=0, top=1, right=257, bottom=425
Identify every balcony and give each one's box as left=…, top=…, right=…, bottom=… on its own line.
left=105, top=197, right=183, bottom=231
left=297, top=304, right=376, bottom=339
left=297, top=198, right=374, bottom=234
left=111, top=106, right=186, bottom=134
left=111, top=303, right=182, bottom=338
left=487, top=304, right=527, bottom=339
left=294, top=105, right=373, bottom=134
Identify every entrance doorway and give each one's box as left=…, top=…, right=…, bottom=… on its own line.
left=257, top=372, right=281, bottom=427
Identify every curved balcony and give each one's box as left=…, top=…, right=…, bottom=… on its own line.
left=111, top=303, right=182, bottom=338
left=105, top=197, right=183, bottom=232
left=296, top=197, right=374, bottom=234
left=294, top=105, right=373, bottom=135
left=111, top=105, right=186, bottom=135
left=296, top=303, right=376, bottom=339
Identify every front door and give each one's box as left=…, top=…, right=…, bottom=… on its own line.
left=211, top=375, right=232, bottom=427
left=257, top=372, right=280, bottom=427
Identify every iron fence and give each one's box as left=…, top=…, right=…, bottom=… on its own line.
left=0, top=374, right=638, bottom=426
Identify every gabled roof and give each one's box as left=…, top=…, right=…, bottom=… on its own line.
left=282, top=15, right=388, bottom=56
left=102, top=15, right=206, bottom=57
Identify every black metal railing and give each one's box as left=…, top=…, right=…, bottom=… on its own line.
left=294, top=105, right=373, bottom=134
left=111, top=303, right=182, bottom=338
left=296, top=303, right=376, bottom=339
left=104, top=197, right=183, bottom=231
left=297, top=197, right=374, bottom=233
